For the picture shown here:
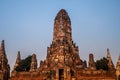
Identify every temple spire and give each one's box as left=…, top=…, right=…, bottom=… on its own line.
left=88, top=53, right=96, bottom=70
left=116, top=55, right=120, bottom=68
left=30, top=54, right=37, bottom=72
left=0, top=40, right=10, bottom=80
left=116, top=55, right=120, bottom=80
left=53, top=9, right=72, bottom=43
left=14, top=51, right=21, bottom=70
left=107, top=48, right=111, bottom=58
left=0, top=40, right=6, bottom=56
left=0, top=40, right=7, bottom=65
left=1, top=40, right=5, bottom=50
left=106, top=48, right=115, bottom=71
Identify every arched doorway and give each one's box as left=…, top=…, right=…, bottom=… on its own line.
left=59, top=69, right=64, bottom=80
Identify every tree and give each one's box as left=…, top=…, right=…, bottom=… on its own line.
left=95, top=57, right=108, bottom=71
left=15, top=55, right=32, bottom=72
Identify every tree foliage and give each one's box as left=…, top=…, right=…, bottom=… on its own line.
left=15, top=55, right=32, bottom=72
left=95, top=57, right=108, bottom=71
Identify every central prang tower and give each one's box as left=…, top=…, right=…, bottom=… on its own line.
left=10, top=9, right=116, bottom=80
left=39, top=9, right=84, bottom=80
left=53, top=9, right=72, bottom=43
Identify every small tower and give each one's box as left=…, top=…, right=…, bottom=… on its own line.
left=88, top=53, right=96, bottom=70
left=106, top=48, right=115, bottom=71
left=116, top=55, right=120, bottom=80
left=14, top=51, right=21, bottom=70
left=30, top=54, right=37, bottom=72
left=0, top=40, right=10, bottom=80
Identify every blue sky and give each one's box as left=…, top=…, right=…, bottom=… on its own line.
left=0, top=0, right=120, bottom=70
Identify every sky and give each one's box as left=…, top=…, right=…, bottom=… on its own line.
left=0, top=0, right=120, bottom=70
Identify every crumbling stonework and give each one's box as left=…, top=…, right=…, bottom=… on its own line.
left=88, top=53, right=96, bottom=70
left=1, top=9, right=118, bottom=80
left=13, top=51, right=21, bottom=70
left=0, top=40, right=10, bottom=80
left=107, top=48, right=115, bottom=71
left=116, top=56, right=120, bottom=80
left=30, top=54, right=37, bottom=72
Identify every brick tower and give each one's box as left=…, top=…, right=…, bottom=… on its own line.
left=116, top=56, right=120, bottom=80
left=10, top=9, right=117, bottom=80
left=39, top=9, right=84, bottom=80
left=30, top=54, right=37, bottom=72
left=106, top=48, right=115, bottom=71
left=13, top=51, right=21, bottom=70
left=88, top=53, right=96, bottom=70
left=0, top=40, right=10, bottom=80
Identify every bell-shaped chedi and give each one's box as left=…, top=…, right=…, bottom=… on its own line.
left=88, top=53, right=96, bottom=70
left=106, top=48, right=115, bottom=71
left=30, top=54, right=37, bottom=72
left=116, top=56, right=120, bottom=80
left=13, top=51, right=21, bottom=70
left=0, top=40, right=10, bottom=80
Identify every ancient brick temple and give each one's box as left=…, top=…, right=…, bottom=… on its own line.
left=1, top=9, right=120, bottom=80
left=0, top=40, right=10, bottom=80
